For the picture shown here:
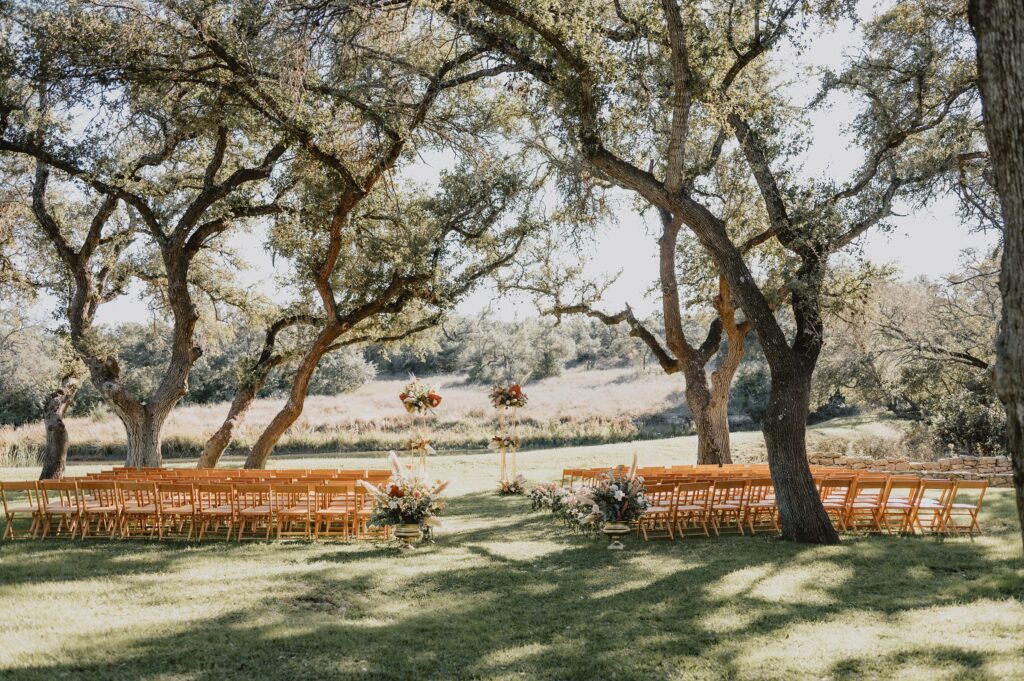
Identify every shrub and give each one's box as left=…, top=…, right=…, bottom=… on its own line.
left=732, top=365, right=771, bottom=424
left=926, top=388, right=1007, bottom=456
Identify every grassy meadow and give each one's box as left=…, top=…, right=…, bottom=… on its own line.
left=0, top=367, right=922, bottom=468
left=0, top=368, right=698, bottom=464
left=1, top=438, right=1022, bottom=681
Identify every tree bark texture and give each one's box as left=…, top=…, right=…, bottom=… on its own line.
left=970, top=0, right=1024, bottom=544
left=39, top=376, right=79, bottom=480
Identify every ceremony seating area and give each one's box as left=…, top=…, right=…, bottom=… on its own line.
left=561, top=464, right=988, bottom=539
left=0, top=468, right=393, bottom=542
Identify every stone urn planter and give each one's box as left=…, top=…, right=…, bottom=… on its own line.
left=394, top=523, right=422, bottom=551
left=602, top=521, right=631, bottom=550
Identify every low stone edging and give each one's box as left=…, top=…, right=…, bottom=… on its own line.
left=807, top=453, right=1014, bottom=487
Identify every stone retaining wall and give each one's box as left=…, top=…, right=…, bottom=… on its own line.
left=807, top=453, right=1014, bottom=487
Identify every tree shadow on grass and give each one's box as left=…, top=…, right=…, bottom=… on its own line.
left=2, top=492, right=1022, bottom=680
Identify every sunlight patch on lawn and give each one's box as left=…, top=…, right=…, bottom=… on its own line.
left=729, top=599, right=1024, bottom=679
left=466, top=539, right=569, bottom=562
left=589, top=558, right=697, bottom=600
left=476, top=642, right=550, bottom=668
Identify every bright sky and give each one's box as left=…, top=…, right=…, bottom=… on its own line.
left=88, top=3, right=996, bottom=328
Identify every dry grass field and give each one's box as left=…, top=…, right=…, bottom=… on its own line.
left=0, top=367, right=924, bottom=467
left=1, top=368, right=696, bottom=463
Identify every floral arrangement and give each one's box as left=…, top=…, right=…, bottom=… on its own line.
left=556, top=486, right=599, bottom=528
left=497, top=474, right=526, bottom=496
left=361, top=452, right=448, bottom=527
left=488, top=383, right=528, bottom=409
left=529, top=482, right=561, bottom=511
left=399, top=376, right=442, bottom=414
left=488, top=435, right=521, bottom=450
left=578, top=458, right=648, bottom=525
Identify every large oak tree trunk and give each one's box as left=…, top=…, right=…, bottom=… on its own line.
left=39, top=376, right=79, bottom=480
left=244, top=325, right=342, bottom=469
left=124, top=413, right=164, bottom=469
left=970, top=0, right=1024, bottom=543
left=684, top=367, right=731, bottom=465
left=197, top=384, right=259, bottom=469
left=762, top=366, right=839, bottom=544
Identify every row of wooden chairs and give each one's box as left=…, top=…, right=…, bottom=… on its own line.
left=561, top=467, right=989, bottom=540
left=1, top=477, right=388, bottom=542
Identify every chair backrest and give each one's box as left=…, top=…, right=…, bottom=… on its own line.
left=118, top=480, right=158, bottom=505
left=39, top=480, right=80, bottom=509
left=195, top=483, right=235, bottom=512
left=676, top=481, right=710, bottom=508
left=78, top=479, right=120, bottom=506
left=234, top=483, right=271, bottom=509
left=157, top=483, right=195, bottom=510
left=883, top=478, right=920, bottom=505
left=316, top=483, right=356, bottom=510
left=711, top=479, right=747, bottom=504
left=644, top=483, right=676, bottom=508
left=273, top=484, right=312, bottom=511
left=745, top=477, right=774, bottom=501
left=951, top=480, right=987, bottom=507
left=850, top=477, right=888, bottom=504
left=917, top=479, right=956, bottom=509
left=819, top=476, right=856, bottom=503
left=1, top=481, right=41, bottom=513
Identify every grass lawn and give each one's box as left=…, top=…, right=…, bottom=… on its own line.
left=1, top=437, right=1022, bottom=680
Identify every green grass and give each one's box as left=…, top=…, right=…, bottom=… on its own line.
left=1, top=439, right=1022, bottom=680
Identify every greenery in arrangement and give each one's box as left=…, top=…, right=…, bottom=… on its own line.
left=577, top=461, right=650, bottom=525
left=362, top=454, right=449, bottom=528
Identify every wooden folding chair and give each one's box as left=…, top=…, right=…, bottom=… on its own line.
left=912, top=479, right=956, bottom=534
left=39, top=480, right=81, bottom=539
left=356, top=482, right=390, bottom=540
left=743, top=477, right=778, bottom=534
left=880, top=478, right=921, bottom=534
left=819, top=476, right=856, bottom=532
left=78, top=480, right=121, bottom=539
left=675, top=481, right=711, bottom=537
left=235, top=483, right=273, bottom=541
left=157, top=483, right=196, bottom=540
left=1, top=481, right=43, bottom=539
left=946, top=480, right=987, bottom=536
left=118, top=481, right=160, bottom=539
left=639, top=483, right=676, bottom=540
left=315, top=483, right=356, bottom=540
left=196, top=483, right=236, bottom=541
left=709, top=479, right=747, bottom=535
left=274, top=483, right=313, bottom=540
left=846, top=477, right=888, bottom=533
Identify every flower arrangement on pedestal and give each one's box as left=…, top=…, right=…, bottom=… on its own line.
left=578, top=456, right=649, bottom=549
left=361, top=452, right=448, bottom=550
left=400, top=376, right=442, bottom=414
left=488, top=383, right=528, bottom=409
left=399, top=375, right=441, bottom=471
left=489, top=382, right=527, bottom=492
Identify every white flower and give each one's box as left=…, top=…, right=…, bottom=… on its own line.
left=388, top=500, right=399, bottom=509
left=614, top=490, right=625, bottom=501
